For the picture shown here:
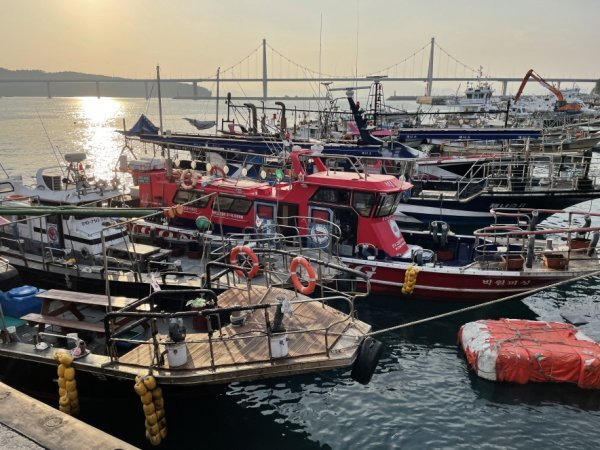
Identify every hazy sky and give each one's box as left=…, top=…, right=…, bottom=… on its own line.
left=1, top=0, right=598, bottom=94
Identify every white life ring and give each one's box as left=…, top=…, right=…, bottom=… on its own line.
left=47, top=225, right=60, bottom=243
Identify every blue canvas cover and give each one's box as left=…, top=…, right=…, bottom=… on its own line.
left=124, top=114, right=159, bottom=135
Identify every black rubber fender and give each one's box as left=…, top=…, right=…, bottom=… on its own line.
left=351, top=336, right=383, bottom=385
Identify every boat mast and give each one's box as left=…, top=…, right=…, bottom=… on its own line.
left=156, top=65, right=164, bottom=135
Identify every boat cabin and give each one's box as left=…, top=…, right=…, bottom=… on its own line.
left=130, top=150, right=414, bottom=259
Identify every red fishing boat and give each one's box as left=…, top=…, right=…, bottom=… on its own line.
left=127, top=150, right=600, bottom=302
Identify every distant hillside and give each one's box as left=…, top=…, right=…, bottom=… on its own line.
left=0, top=68, right=211, bottom=98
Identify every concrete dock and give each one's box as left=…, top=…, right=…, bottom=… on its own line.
left=0, top=382, right=138, bottom=450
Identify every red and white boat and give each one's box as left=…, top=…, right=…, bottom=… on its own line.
left=127, top=150, right=600, bottom=302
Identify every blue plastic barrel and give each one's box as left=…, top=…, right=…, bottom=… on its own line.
left=1, top=286, right=43, bottom=318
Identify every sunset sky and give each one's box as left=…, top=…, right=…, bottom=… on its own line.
left=1, top=0, right=598, bottom=94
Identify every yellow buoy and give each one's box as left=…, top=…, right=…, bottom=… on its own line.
left=140, top=391, right=153, bottom=405
left=134, top=381, right=148, bottom=396
left=143, top=402, right=155, bottom=416
left=59, top=353, right=73, bottom=367
left=146, top=413, right=158, bottom=426
left=151, top=386, right=163, bottom=400
left=143, top=375, right=157, bottom=391
left=63, top=367, right=75, bottom=381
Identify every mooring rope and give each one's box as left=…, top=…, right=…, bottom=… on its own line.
left=367, top=268, right=600, bottom=337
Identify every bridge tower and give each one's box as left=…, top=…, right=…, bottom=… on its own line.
left=425, top=37, right=435, bottom=96
left=262, top=38, right=268, bottom=99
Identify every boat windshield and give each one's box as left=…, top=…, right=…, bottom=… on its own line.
left=374, top=193, right=401, bottom=218
left=352, top=191, right=376, bottom=217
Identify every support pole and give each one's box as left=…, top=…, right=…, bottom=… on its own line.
left=501, top=80, right=508, bottom=97
left=262, top=38, right=268, bottom=100
left=156, top=65, right=163, bottom=135
left=193, top=81, right=198, bottom=99
left=215, top=67, right=220, bottom=133
left=425, top=37, right=435, bottom=96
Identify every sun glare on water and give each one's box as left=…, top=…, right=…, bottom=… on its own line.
left=77, top=97, right=124, bottom=181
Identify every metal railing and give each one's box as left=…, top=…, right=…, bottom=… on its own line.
left=102, top=288, right=358, bottom=372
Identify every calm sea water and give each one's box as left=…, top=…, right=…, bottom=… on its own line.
left=0, top=97, right=599, bottom=449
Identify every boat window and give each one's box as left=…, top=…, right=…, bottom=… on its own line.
left=173, top=190, right=210, bottom=208
left=191, top=192, right=211, bottom=208
left=173, top=190, right=192, bottom=204
left=0, top=182, right=14, bottom=194
left=311, top=208, right=331, bottom=224
left=374, top=193, right=401, bottom=218
left=212, top=196, right=252, bottom=215
left=310, top=188, right=350, bottom=205
left=47, top=215, right=59, bottom=225
left=352, top=191, right=375, bottom=217
left=257, top=203, right=275, bottom=220
left=229, top=198, right=252, bottom=214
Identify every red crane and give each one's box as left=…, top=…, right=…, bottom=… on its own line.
left=513, top=69, right=581, bottom=112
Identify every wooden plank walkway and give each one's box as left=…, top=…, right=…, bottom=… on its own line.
left=120, top=286, right=364, bottom=370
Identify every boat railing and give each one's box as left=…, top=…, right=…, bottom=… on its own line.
left=0, top=235, right=29, bottom=268
left=414, top=152, right=599, bottom=201
left=204, top=242, right=369, bottom=298
left=473, top=208, right=600, bottom=269
left=102, top=288, right=359, bottom=371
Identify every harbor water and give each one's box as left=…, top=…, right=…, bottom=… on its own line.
left=0, top=97, right=599, bottom=449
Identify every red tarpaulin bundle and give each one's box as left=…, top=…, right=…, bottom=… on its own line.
left=459, top=319, right=600, bottom=389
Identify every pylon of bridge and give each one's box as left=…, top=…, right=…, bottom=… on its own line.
left=262, top=38, right=268, bottom=100
left=425, top=37, right=435, bottom=96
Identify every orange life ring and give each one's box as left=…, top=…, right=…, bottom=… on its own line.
left=210, top=166, right=227, bottom=179
left=289, top=256, right=316, bottom=295
left=230, top=245, right=259, bottom=279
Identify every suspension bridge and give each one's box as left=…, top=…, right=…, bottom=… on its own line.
left=1, top=38, right=596, bottom=100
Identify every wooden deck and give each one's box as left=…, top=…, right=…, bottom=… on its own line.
left=119, top=286, right=370, bottom=372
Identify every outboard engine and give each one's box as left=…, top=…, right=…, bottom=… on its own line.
left=168, top=318, right=186, bottom=343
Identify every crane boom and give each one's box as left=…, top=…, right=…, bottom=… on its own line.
left=514, top=69, right=564, bottom=103
left=513, top=69, right=581, bottom=113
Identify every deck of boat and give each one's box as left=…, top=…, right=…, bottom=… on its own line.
left=117, top=286, right=369, bottom=382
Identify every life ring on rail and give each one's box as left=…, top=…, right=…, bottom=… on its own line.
left=209, top=166, right=227, bottom=179
left=289, top=256, right=316, bottom=295
left=180, top=170, right=196, bottom=190
left=230, top=245, right=259, bottom=279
